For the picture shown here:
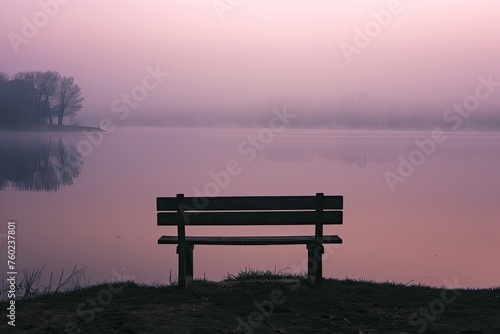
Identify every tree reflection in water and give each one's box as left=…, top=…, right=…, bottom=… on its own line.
left=0, top=134, right=83, bottom=192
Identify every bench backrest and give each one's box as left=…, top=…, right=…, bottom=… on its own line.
left=156, top=193, right=343, bottom=226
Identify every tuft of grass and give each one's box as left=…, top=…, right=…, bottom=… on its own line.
left=193, top=272, right=213, bottom=283
left=223, top=266, right=306, bottom=281
left=1, top=265, right=88, bottom=301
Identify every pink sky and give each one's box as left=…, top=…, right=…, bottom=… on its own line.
left=1, top=0, right=500, bottom=121
left=1, top=1, right=500, bottom=289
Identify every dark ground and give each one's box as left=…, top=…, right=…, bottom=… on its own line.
left=1, top=277, right=499, bottom=334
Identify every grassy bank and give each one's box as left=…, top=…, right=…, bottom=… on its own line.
left=0, top=124, right=103, bottom=132
left=1, top=270, right=499, bottom=333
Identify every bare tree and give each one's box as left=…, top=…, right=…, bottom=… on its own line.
left=55, top=76, right=84, bottom=125
left=0, top=72, right=9, bottom=85
left=38, top=71, right=61, bottom=125
left=5, top=71, right=84, bottom=126
left=13, top=72, right=40, bottom=122
left=14, top=71, right=61, bottom=124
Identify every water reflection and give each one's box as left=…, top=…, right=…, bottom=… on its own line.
left=262, top=133, right=500, bottom=168
left=261, top=137, right=404, bottom=167
left=0, top=134, right=83, bottom=192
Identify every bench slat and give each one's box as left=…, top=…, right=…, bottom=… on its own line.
left=158, top=235, right=342, bottom=245
left=157, top=211, right=342, bottom=226
left=157, top=195, right=343, bottom=211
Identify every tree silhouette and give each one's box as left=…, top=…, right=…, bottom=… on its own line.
left=0, top=79, right=36, bottom=124
left=0, top=72, right=9, bottom=85
left=1, top=70, right=84, bottom=126
left=55, top=76, right=84, bottom=125
left=14, top=71, right=61, bottom=124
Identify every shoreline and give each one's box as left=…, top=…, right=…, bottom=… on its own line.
left=0, top=124, right=103, bottom=132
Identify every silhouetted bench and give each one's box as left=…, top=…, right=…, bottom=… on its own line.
left=157, top=193, right=343, bottom=288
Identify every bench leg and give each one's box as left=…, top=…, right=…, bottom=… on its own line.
left=186, top=245, right=194, bottom=287
left=177, top=244, right=194, bottom=288
left=176, top=245, right=186, bottom=288
left=307, top=243, right=324, bottom=287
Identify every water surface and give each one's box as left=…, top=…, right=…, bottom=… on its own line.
left=0, top=127, right=499, bottom=288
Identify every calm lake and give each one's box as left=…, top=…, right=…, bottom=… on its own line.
left=0, top=127, right=499, bottom=288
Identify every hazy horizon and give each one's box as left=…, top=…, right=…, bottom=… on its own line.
left=1, top=0, right=499, bottom=128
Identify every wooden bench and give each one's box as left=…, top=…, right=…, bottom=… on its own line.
left=157, top=193, right=343, bottom=288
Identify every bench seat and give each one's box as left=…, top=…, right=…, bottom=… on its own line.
left=158, top=235, right=342, bottom=245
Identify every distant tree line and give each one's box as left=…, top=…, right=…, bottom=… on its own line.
left=0, top=70, right=84, bottom=125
